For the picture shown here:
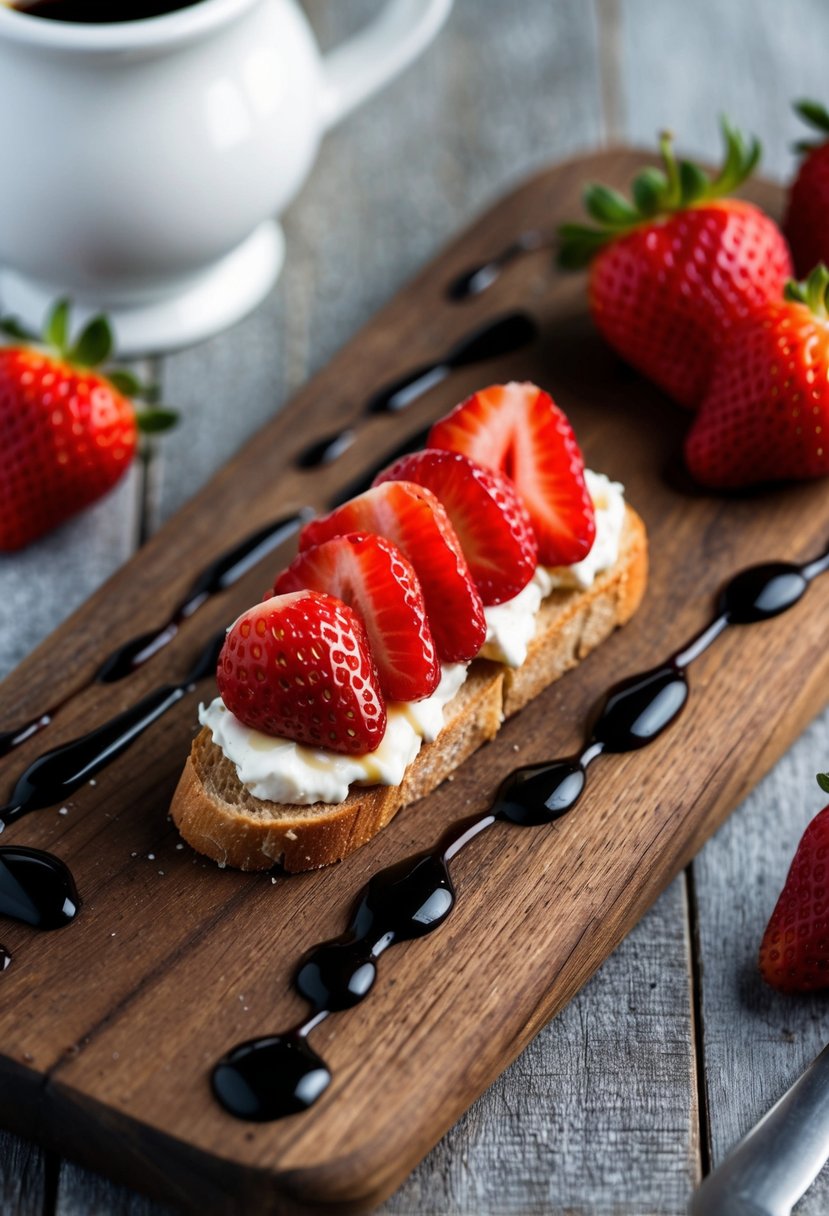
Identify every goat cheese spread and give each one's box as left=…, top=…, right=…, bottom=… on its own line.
left=201, top=470, right=626, bottom=804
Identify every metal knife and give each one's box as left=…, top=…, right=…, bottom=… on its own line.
left=689, top=1041, right=829, bottom=1216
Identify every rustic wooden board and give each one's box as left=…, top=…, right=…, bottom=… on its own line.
left=0, top=149, right=826, bottom=1214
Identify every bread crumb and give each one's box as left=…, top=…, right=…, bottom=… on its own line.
left=285, top=829, right=297, bottom=841
left=147, top=853, right=155, bottom=860
left=58, top=807, right=69, bottom=816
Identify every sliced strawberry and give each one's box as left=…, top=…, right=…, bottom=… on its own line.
left=373, top=449, right=538, bottom=605
left=299, top=483, right=486, bottom=663
left=217, top=590, right=386, bottom=754
left=428, top=382, right=596, bottom=567
left=274, top=532, right=440, bottom=701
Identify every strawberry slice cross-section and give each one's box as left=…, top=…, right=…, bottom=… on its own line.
left=428, top=381, right=596, bottom=567
left=274, top=532, right=440, bottom=702
left=373, top=448, right=538, bottom=605
left=299, top=482, right=486, bottom=663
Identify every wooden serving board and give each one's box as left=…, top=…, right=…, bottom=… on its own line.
left=1, top=150, right=828, bottom=1214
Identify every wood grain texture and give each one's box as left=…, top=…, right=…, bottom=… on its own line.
left=381, top=879, right=698, bottom=1215
left=690, top=710, right=829, bottom=1216
left=5, top=2, right=829, bottom=1212
left=0, top=1131, right=48, bottom=1216
left=0, top=151, right=824, bottom=1214
left=617, top=4, right=829, bottom=1209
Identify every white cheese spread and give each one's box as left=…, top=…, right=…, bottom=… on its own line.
left=199, top=663, right=467, bottom=805
left=480, top=470, right=625, bottom=667
left=202, top=469, right=627, bottom=804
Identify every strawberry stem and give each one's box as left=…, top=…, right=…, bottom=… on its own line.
left=659, top=130, right=681, bottom=210
left=44, top=298, right=70, bottom=357
left=558, top=117, right=762, bottom=269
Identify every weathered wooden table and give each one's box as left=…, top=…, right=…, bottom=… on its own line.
left=2, top=1, right=829, bottom=1212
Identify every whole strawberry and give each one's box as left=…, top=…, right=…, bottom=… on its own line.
left=559, top=121, right=792, bottom=408
left=0, top=300, right=175, bottom=550
left=784, top=100, right=829, bottom=278
left=759, top=776, right=829, bottom=994
left=217, top=590, right=387, bottom=753
left=685, top=264, right=829, bottom=488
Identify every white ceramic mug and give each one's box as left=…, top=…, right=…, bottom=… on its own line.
left=0, top=0, right=453, bottom=354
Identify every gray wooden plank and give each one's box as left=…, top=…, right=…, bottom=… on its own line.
left=0, top=468, right=139, bottom=679
left=381, top=879, right=697, bottom=1216
left=618, top=0, right=829, bottom=180
left=691, top=711, right=829, bottom=1213
left=0, top=348, right=146, bottom=1211
left=54, top=1167, right=169, bottom=1216
left=616, top=3, right=829, bottom=1209
left=0, top=352, right=154, bottom=677
left=0, top=1132, right=48, bottom=1216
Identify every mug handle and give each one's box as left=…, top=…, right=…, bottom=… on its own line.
left=319, top=0, right=453, bottom=131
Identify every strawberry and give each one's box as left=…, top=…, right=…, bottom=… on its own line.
left=373, top=449, right=538, bottom=605
left=274, top=532, right=440, bottom=701
left=784, top=100, right=829, bottom=278
left=559, top=121, right=792, bottom=408
left=299, top=483, right=486, bottom=663
left=217, top=590, right=386, bottom=753
left=0, top=299, right=176, bottom=550
left=759, top=778, right=829, bottom=993
left=685, top=264, right=829, bottom=488
left=428, top=382, right=595, bottom=567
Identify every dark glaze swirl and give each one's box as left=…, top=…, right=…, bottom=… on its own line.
left=211, top=545, right=829, bottom=1121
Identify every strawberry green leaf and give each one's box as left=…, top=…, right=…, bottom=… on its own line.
left=556, top=224, right=613, bottom=269
left=136, top=406, right=178, bottom=434
left=679, top=160, right=709, bottom=206
left=631, top=167, right=667, bottom=217
left=0, top=316, right=38, bottom=343
left=817, top=772, right=829, bottom=795
left=44, top=298, right=71, bottom=356
left=784, top=263, right=829, bottom=318
left=795, top=99, right=829, bottom=137
left=558, top=116, right=763, bottom=268
left=107, top=368, right=145, bottom=398
left=68, top=315, right=113, bottom=368
left=583, top=184, right=640, bottom=228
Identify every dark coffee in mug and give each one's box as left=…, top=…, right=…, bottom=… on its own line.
left=10, top=0, right=202, bottom=22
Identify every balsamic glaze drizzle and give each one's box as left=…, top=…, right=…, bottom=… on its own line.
left=447, top=231, right=555, bottom=301
left=0, top=513, right=306, bottom=758
left=0, top=631, right=225, bottom=831
left=365, top=312, right=538, bottom=415
left=0, top=845, right=80, bottom=970
left=211, top=544, right=829, bottom=1122
left=296, top=311, right=538, bottom=471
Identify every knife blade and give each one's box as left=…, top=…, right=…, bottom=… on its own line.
left=689, top=1041, right=829, bottom=1216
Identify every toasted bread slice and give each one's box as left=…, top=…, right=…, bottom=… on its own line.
left=171, top=505, right=647, bottom=872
